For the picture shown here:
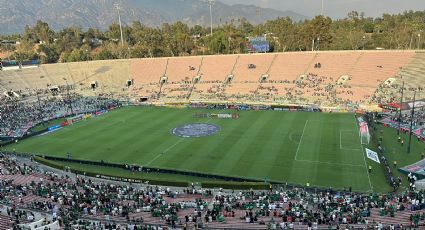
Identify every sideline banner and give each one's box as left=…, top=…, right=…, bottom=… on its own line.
left=365, top=148, right=380, bottom=163
left=400, top=159, right=425, bottom=179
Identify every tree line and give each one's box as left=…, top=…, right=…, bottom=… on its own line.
left=0, top=10, right=424, bottom=64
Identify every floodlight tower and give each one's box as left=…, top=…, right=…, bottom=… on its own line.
left=114, top=2, right=124, bottom=46
left=407, top=90, right=417, bottom=154
left=207, top=0, right=215, bottom=36
left=397, top=80, right=404, bottom=136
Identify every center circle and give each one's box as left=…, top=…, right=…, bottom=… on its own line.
left=172, top=123, right=221, bottom=138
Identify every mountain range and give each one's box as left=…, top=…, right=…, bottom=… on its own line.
left=0, top=0, right=307, bottom=34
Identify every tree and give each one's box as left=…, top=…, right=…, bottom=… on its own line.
left=33, top=20, right=54, bottom=44
left=93, top=48, right=116, bottom=60
left=38, top=44, right=59, bottom=63
left=66, top=48, right=90, bottom=62
left=308, top=16, right=333, bottom=50
left=4, top=10, right=425, bottom=63
left=208, top=30, right=228, bottom=54
left=56, top=27, right=83, bottom=53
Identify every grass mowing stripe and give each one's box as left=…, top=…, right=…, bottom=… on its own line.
left=208, top=113, right=264, bottom=175
left=245, top=112, right=289, bottom=178
left=106, top=109, right=186, bottom=164
left=227, top=112, right=276, bottom=177
left=5, top=107, right=383, bottom=192
left=181, top=117, right=252, bottom=173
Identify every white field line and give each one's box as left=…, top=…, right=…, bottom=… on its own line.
left=295, top=159, right=364, bottom=167
left=294, top=120, right=309, bottom=160
left=163, top=138, right=184, bottom=153
left=145, top=138, right=185, bottom=166
left=146, top=116, right=214, bottom=166
left=340, top=130, right=362, bottom=151
left=145, top=154, right=163, bottom=166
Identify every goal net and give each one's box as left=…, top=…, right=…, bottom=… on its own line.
left=359, top=121, right=370, bottom=145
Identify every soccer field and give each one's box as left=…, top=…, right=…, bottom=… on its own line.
left=5, top=106, right=375, bottom=191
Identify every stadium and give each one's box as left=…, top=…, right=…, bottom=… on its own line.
left=0, top=2, right=425, bottom=230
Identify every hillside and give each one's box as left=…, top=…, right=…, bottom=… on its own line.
left=0, top=0, right=306, bottom=34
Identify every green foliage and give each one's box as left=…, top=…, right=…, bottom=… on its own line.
left=38, top=44, right=60, bottom=63
left=6, top=10, right=425, bottom=62
left=93, top=48, right=117, bottom=60
left=66, top=48, right=90, bottom=62
left=33, top=156, right=65, bottom=170
left=33, top=156, right=189, bottom=187
left=33, top=156, right=270, bottom=189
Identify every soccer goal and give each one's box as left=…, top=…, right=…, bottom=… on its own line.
left=359, top=122, right=370, bottom=145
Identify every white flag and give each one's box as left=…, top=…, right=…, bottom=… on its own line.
left=365, top=148, right=380, bottom=164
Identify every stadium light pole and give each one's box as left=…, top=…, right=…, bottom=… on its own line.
left=207, top=0, right=214, bottom=37
left=35, top=89, right=44, bottom=125
left=397, top=80, right=404, bottom=136
left=64, top=78, right=74, bottom=115
left=407, top=90, right=416, bottom=153
left=312, top=39, right=315, bottom=51
left=317, top=37, right=320, bottom=51
left=114, top=2, right=125, bottom=46
left=362, top=35, right=366, bottom=50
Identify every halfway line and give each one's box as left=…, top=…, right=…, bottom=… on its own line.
left=146, top=138, right=185, bottom=166
left=294, top=120, right=309, bottom=160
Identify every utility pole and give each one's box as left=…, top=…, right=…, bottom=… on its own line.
left=407, top=90, right=416, bottom=154
left=321, top=0, right=324, bottom=16
left=207, top=0, right=214, bottom=37
left=397, top=81, right=404, bottom=136
left=114, top=2, right=124, bottom=46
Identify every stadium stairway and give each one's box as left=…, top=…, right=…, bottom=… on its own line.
left=0, top=214, right=13, bottom=230
left=0, top=174, right=44, bottom=185
left=398, top=51, right=425, bottom=99
left=366, top=208, right=417, bottom=226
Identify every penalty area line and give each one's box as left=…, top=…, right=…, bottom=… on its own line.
left=340, top=130, right=362, bottom=151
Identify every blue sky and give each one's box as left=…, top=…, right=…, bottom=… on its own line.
left=218, top=0, right=425, bottom=18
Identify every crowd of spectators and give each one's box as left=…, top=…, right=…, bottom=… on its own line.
left=0, top=153, right=425, bottom=229
left=183, top=71, right=383, bottom=108
left=0, top=91, right=121, bottom=138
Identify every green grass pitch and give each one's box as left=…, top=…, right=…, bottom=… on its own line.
left=5, top=106, right=379, bottom=192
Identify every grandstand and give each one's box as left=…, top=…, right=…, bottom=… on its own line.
left=1, top=50, right=425, bottom=229
left=2, top=50, right=422, bottom=106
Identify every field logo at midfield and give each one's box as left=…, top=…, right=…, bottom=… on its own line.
left=172, top=123, right=220, bottom=138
